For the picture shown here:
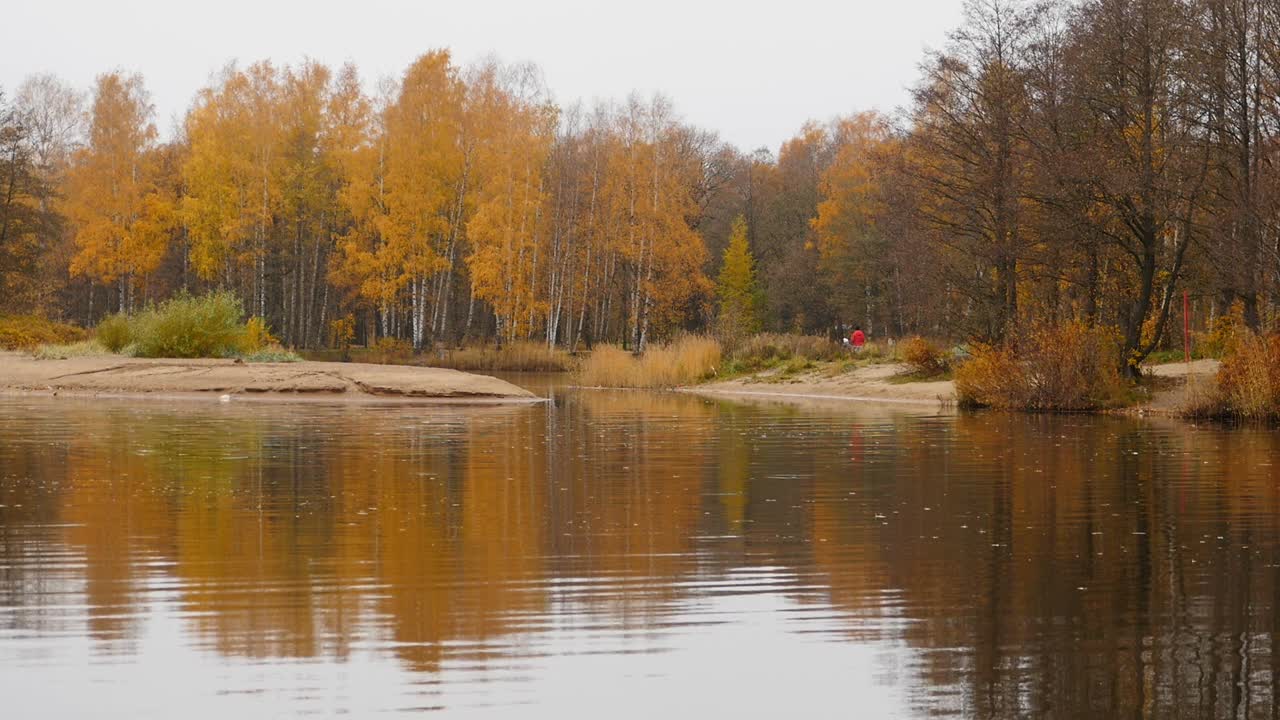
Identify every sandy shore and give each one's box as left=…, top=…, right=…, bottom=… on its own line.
left=1136, top=358, right=1220, bottom=413
left=687, top=363, right=954, bottom=406
left=0, top=352, right=538, bottom=403
left=686, top=359, right=1221, bottom=411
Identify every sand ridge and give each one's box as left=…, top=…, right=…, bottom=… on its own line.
left=688, top=362, right=954, bottom=406
left=0, top=352, right=538, bottom=402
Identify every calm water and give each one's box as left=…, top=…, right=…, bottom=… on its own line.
left=2, top=380, right=1279, bottom=718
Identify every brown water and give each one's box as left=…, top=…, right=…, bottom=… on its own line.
left=1, top=382, right=1279, bottom=719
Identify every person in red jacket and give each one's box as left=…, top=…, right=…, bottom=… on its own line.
left=850, top=326, right=866, bottom=352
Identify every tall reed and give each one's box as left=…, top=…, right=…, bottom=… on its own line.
left=576, top=336, right=722, bottom=388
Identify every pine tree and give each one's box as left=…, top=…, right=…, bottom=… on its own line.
left=716, top=216, right=761, bottom=338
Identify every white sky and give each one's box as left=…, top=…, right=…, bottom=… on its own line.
left=1, top=0, right=965, bottom=153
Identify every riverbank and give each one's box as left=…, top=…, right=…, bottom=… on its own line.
left=687, top=362, right=954, bottom=405
left=685, top=359, right=1221, bottom=411
left=0, top=352, right=539, bottom=403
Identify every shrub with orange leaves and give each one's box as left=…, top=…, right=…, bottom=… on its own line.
left=900, top=336, right=949, bottom=376
left=0, top=315, right=87, bottom=351
left=955, top=321, right=1129, bottom=411
left=1191, top=331, right=1280, bottom=421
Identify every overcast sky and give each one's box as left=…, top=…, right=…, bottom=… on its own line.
left=2, top=0, right=965, bottom=153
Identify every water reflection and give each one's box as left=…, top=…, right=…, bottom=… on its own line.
left=1, top=391, right=1279, bottom=717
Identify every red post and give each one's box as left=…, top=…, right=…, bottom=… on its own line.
left=1183, top=290, right=1190, bottom=364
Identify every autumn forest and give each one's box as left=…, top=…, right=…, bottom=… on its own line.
left=2, top=0, right=1280, bottom=365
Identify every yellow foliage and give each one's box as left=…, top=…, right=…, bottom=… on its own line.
left=64, top=72, right=174, bottom=302
left=329, top=315, right=356, bottom=350
left=465, top=61, right=556, bottom=340
left=371, top=337, right=414, bottom=364
left=241, top=316, right=277, bottom=354
left=813, top=112, right=892, bottom=262
left=600, top=96, right=711, bottom=344
left=1196, top=301, right=1246, bottom=359
left=0, top=315, right=87, bottom=350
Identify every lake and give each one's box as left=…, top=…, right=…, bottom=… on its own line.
left=1, top=379, right=1278, bottom=718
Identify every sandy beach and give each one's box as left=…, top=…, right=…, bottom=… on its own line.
left=685, top=359, right=1221, bottom=411
left=0, top=352, right=538, bottom=403
left=686, top=363, right=955, bottom=406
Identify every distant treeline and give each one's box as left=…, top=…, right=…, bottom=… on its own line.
left=2, top=0, right=1279, bottom=365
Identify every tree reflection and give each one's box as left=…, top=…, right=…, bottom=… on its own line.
left=3, top=397, right=1280, bottom=717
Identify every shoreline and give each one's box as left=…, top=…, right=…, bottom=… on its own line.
left=683, top=359, right=1221, bottom=413
left=680, top=387, right=946, bottom=407
left=0, top=352, right=540, bottom=404
left=686, top=363, right=955, bottom=407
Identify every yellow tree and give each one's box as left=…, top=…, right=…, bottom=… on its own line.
left=812, top=112, right=894, bottom=332
left=465, top=61, right=556, bottom=342
left=276, top=60, right=336, bottom=347
left=376, top=50, right=465, bottom=348
left=593, top=96, right=709, bottom=350
left=182, top=62, right=282, bottom=316
left=325, top=64, right=384, bottom=341
left=65, top=72, right=175, bottom=312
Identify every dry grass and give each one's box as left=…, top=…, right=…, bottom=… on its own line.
left=576, top=336, right=722, bottom=388
left=1179, top=375, right=1225, bottom=418
left=426, top=341, right=573, bottom=372
left=1182, top=331, right=1280, bottom=421
left=31, top=339, right=114, bottom=359
left=955, top=321, right=1130, bottom=411
left=856, top=340, right=903, bottom=363
left=369, top=337, right=414, bottom=364
left=734, top=333, right=844, bottom=362
left=237, top=344, right=302, bottom=363
left=721, top=333, right=843, bottom=376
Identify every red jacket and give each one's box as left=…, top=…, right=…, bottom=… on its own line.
left=851, top=330, right=866, bottom=347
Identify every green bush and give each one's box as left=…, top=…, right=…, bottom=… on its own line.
left=128, top=292, right=248, bottom=359
left=95, top=314, right=132, bottom=352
